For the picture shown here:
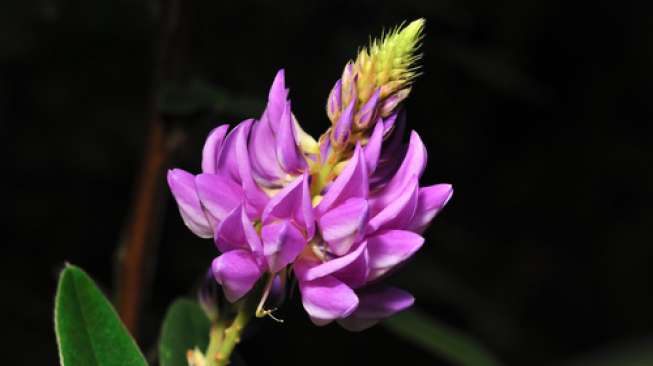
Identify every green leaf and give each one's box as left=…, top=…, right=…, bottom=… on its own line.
left=555, top=339, right=653, bottom=366
left=383, top=308, right=504, bottom=366
left=158, top=299, right=211, bottom=366
left=54, top=264, right=147, bottom=366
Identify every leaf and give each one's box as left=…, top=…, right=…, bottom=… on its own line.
left=554, top=339, right=653, bottom=366
left=54, top=264, right=147, bottom=366
left=383, top=308, right=503, bottom=366
left=158, top=299, right=211, bottom=366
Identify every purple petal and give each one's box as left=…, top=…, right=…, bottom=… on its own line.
left=327, top=79, right=342, bottom=123
left=332, top=246, right=369, bottom=289
left=318, top=198, right=368, bottom=256
left=195, top=173, right=244, bottom=224
left=214, top=121, right=250, bottom=183
left=368, top=176, right=419, bottom=233
left=382, top=112, right=399, bottom=135
left=407, top=184, right=454, bottom=233
left=201, top=125, right=229, bottom=174
left=338, top=287, right=414, bottom=331
left=212, top=249, right=263, bottom=303
left=275, top=101, right=306, bottom=173
left=370, top=131, right=426, bottom=214
left=262, top=173, right=315, bottom=237
left=370, top=112, right=406, bottom=188
left=366, top=230, right=424, bottom=281
left=364, top=120, right=384, bottom=174
left=249, top=117, right=284, bottom=185
left=296, top=242, right=367, bottom=282
left=380, top=88, right=410, bottom=117
left=316, top=144, right=368, bottom=215
left=355, top=87, right=380, bottom=129
left=299, top=275, right=359, bottom=326
left=261, top=220, right=307, bottom=273
left=333, top=97, right=355, bottom=146
left=167, top=169, right=212, bottom=238
left=234, top=119, right=270, bottom=217
left=215, top=205, right=262, bottom=255
left=265, top=69, right=288, bottom=130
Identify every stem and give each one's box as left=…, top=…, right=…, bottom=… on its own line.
left=205, top=307, right=250, bottom=366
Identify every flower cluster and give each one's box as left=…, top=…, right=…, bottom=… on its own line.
left=168, top=19, right=452, bottom=331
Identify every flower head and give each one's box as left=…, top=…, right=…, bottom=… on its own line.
left=327, top=18, right=425, bottom=146
left=167, top=19, right=452, bottom=331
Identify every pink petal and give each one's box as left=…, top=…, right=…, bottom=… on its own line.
left=366, top=230, right=424, bottom=281
left=212, top=249, right=263, bottom=303
left=234, top=119, right=270, bottom=217
left=371, top=131, right=427, bottom=214
left=407, top=184, right=454, bottom=233
left=215, top=205, right=262, bottom=256
left=261, top=220, right=307, bottom=273
left=249, top=117, right=284, bottom=185
left=167, top=169, right=212, bottom=238
left=262, top=173, right=314, bottom=237
left=195, top=173, right=243, bottom=224
left=201, top=125, right=229, bottom=174
left=338, top=287, right=414, bottom=331
left=299, top=275, right=359, bottom=326
left=363, top=120, right=384, bottom=174
left=367, top=177, right=419, bottom=233
left=265, top=69, right=289, bottom=131
left=316, top=144, right=368, bottom=215
left=296, top=242, right=367, bottom=282
left=332, top=246, right=369, bottom=289
left=275, top=101, right=306, bottom=173
left=318, top=198, right=368, bottom=256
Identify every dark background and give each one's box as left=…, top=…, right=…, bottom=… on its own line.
left=4, top=0, right=653, bottom=365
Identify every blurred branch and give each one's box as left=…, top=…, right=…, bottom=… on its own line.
left=115, top=0, right=190, bottom=338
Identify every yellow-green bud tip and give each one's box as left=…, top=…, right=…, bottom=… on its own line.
left=354, top=18, right=425, bottom=101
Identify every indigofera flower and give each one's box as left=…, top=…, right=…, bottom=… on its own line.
left=168, top=18, right=452, bottom=331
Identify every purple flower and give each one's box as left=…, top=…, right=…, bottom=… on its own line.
left=168, top=19, right=452, bottom=331
left=292, top=132, right=452, bottom=330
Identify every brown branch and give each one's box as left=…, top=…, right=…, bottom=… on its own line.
left=115, top=0, right=189, bottom=338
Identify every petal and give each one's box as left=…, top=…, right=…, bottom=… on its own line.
left=234, top=119, right=270, bottom=217
left=195, top=173, right=243, bottom=223
left=214, top=121, right=249, bottom=183
left=212, top=250, right=263, bottom=303
left=316, top=144, right=368, bottom=215
left=265, top=69, right=289, bottom=131
left=262, top=220, right=307, bottom=273
left=297, top=242, right=367, bottom=282
left=318, top=198, right=368, bottom=256
left=338, top=287, right=414, bottom=331
left=332, top=246, right=369, bottom=289
left=355, top=87, right=380, bottom=129
left=368, top=177, right=419, bottom=233
left=249, top=117, right=284, bottom=185
left=327, top=79, right=342, bottom=123
left=167, top=169, right=212, bottom=238
left=275, top=101, right=307, bottom=173
left=262, top=173, right=314, bottom=237
left=366, top=230, right=424, bottom=281
left=201, top=125, right=229, bottom=174
left=369, top=131, right=425, bottom=214
left=407, top=184, right=454, bottom=233
left=215, top=205, right=262, bottom=255
left=363, top=120, right=384, bottom=174
left=333, top=98, right=355, bottom=146
left=299, top=275, right=359, bottom=326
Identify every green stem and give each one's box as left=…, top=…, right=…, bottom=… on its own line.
left=205, top=307, right=250, bottom=366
